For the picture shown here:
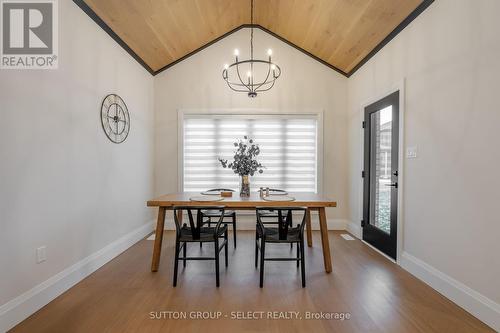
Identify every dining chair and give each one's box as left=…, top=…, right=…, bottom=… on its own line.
left=255, top=207, right=308, bottom=288
left=172, top=206, right=229, bottom=287
left=200, top=189, right=237, bottom=248
left=256, top=188, right=294, bottom=249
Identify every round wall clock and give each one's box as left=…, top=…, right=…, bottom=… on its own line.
left=100, top=94, right=130, bottom=144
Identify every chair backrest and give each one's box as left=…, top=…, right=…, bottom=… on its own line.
left=256, top=207, right=307, bottom=240
left=173, top=206, right=225, bottom=240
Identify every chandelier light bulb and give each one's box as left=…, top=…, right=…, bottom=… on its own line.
left=267, top=49, right=273, bottom=56
left=234, top=49, right=239, bottom=56
left=247, top=71, right=252, bottom=77
left=271, top=64, right=276, bottom=70
left=224, top=64, right=229, bottom=70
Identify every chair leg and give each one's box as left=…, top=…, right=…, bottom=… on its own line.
left=202, top=218, right=210, bottom=248
left=215, top=239, right=220, bottom=287
left=259, top=240, right=265, bottom=288
left=173, top=239, right=180, bottom=287
left=296, top=241, right=300, bottom=268
left=255, top=230, right=259, bottom=268
left=224, top=229, right=228, bottom=267
left=231, top=213, right=237, bottom=248
left=300, top=239, right=306, bottom=288
left=183, top=242, right=187, bottom=267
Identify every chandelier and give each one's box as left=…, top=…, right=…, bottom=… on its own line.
left=222, top=0, right=281, bottom=98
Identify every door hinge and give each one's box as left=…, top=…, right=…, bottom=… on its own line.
left=362, top=121, right=366, bottom=129
left=361, top=170, right=365, bottom=178
left=361, top=220, right=366, bottom=227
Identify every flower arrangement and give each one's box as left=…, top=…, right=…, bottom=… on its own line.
left=218, top=136, right=264, bottom=196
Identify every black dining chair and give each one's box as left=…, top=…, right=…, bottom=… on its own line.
left=258, top=189, right=288, bottom=219
left=255, top=207, right=308, bottom=288
left=256, top=188, right=294, bottom=250
left=200, top=189, right=238, bottom=248
left=172, top=206, right=228, bottom=287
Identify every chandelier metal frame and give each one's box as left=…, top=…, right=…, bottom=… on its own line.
left=222, top=0, right=281, bottom=98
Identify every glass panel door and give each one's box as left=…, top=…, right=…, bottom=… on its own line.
left=362, top=91, right=399, bottom=260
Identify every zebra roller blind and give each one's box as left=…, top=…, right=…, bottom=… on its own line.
left=182, top=114, right=318, bottom=193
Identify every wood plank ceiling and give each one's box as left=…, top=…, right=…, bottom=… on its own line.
left=80, top=0, right=427, bottom=76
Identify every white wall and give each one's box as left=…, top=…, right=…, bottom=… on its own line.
left=154, top=28, right=349, bottom=225
left=2, top=0, right=499, bottom=330
left=0, top=0, right=154, bottom=321
left=347, top=0, right=500, bottom=328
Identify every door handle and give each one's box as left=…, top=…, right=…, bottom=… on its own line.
left=385, top=182, right=398, bottom=188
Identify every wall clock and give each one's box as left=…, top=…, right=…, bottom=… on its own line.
left=100, top=94, right=130, bottom=144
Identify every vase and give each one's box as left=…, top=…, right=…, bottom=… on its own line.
left=240, top=175, right=250, bottom=197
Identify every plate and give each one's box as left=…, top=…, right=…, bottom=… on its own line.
left=269, top=191, right=288, bottom=196
left=262, top=195, right=295, bottom=202
left=190, top=196, right=224, bottom=202
left=201, top=191, right=222, bottom=195
left=201, top=190, right=235, bottom=195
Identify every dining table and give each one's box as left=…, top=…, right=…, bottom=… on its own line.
left=147, top=192, right=337, bottom=273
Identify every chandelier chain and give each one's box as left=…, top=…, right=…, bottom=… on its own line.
left=250, top=0, right=254, bottom=85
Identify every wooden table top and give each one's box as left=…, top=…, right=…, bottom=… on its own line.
left=147, top=192, right=337, bottom=208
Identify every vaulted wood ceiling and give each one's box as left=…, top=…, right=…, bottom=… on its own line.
left=78, top=0, right=430, bottom=76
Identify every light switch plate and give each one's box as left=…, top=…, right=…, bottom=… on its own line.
left=406, top=146, right=418, bottom=159
left=36, top=246, right=47, bottom=263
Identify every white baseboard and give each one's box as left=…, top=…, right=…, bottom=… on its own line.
left=401, top=252, right=500, bottom=331
left=0, top=221, right=155, bottom=333
left=345, top=221, right=362, bottom=238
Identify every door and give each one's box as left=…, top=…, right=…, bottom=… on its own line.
left=362, top=91, right=399, bottom=260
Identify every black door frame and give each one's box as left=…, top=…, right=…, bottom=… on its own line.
left=362, top=91, right=400, bottom=260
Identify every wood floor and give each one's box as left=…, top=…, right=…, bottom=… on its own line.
left=11, top=231, right=492, bottom=333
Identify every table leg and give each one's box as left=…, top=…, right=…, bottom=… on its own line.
left=306, top=208, right=313, bottom=247
left=318, top=207, right=332, bottom=273
left=151, top=207, right=166, bottom=272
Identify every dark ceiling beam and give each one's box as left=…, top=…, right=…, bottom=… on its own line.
left=154, top=24, right=349, bottom=77
left=73, top=0, right=434, bottom=78
left=347, top=0, right=435, bottom=77
left=72, top=0, right=155, bottom=75
left=254, top=25, right=348, bottom=77
left=155, top=25, right=249, bottom=76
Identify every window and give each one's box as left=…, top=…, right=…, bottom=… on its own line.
left=181, top=113, right=320, bottom=193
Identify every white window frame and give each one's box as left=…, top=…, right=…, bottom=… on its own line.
left=178, top=109, right=324, bottom=194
